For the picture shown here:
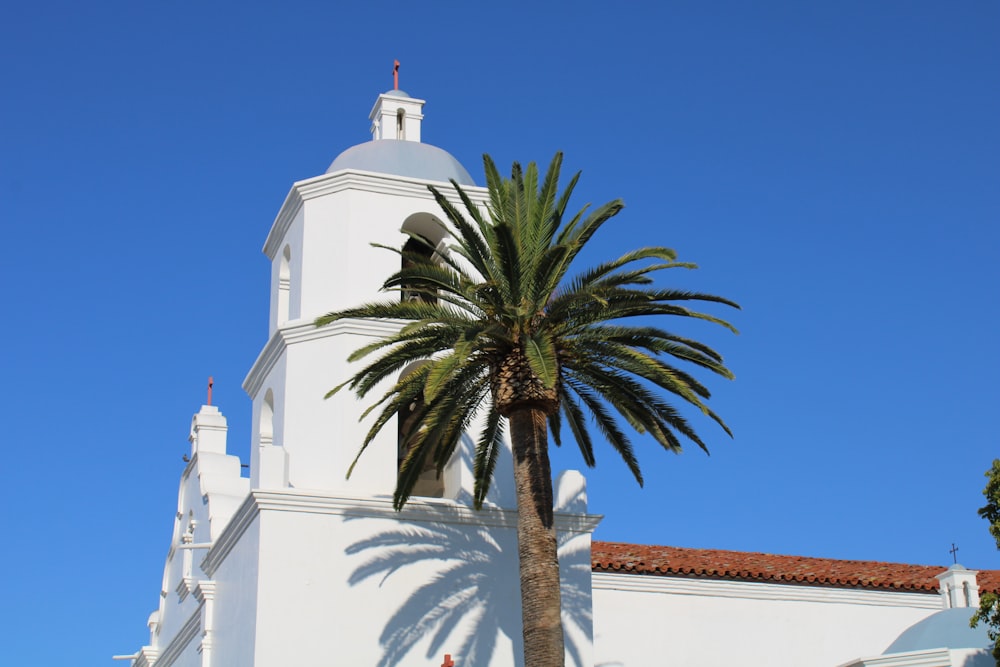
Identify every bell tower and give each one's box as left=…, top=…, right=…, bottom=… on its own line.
left=122, top=81, right=598, bottom=667
left=369, top=60, right=424, bottom=142
left=243, top=85, right=508, bottom=503
left=369, top=89, right=424, bottom=142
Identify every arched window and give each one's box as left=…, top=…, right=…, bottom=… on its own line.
left=277, top=246, right=291, bottom=326
left=397, top=369, right=444, bottom=498
left=260, top=390, right=274, bottom=447
left=401, top=235, right=437, bottom=305
left=396, top=109, right=405, bottom=140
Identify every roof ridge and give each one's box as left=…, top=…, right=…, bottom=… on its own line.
left=591, top=540, right=1000, bottom=594
left=592, top=540, right=947, bottom=568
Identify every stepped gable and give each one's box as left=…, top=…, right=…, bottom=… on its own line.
left=592, top=541, right=1000, bottom=593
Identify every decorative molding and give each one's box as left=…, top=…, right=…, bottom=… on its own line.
left=174, top=577, right=195, bottom=602
left=296, top=170, right=486, bottom=204
left=180, top=454, right=196, bottom=482
left=132, top=647, right=159, bottom=667
left=253, top=489, right=601, bottom=532
left=202, top=488, right=601, bottom=576
left=591, top=571, right=942, bottom=609
left=263, top=170, right=489, bottom=259
left=195, top=581, right=218, bottom=662
left=152, top=607, right=201, bottom=667
left=242, top=318, right=406, bottom=397
left=836, top=648, right=953, bottom=667
left=262, top=189, right=303, bottom=260
left=193, top=580, right=216, bottom=604
left=200, top=490, right=260, bottom=577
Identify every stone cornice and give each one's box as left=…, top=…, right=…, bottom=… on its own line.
left=591, top=571, right=941, bottom=609
left=263, top=170, right=488, bottom=259
left=242, top=318, right=405, bottom=397
left=202, top=488, right=601, bottom=577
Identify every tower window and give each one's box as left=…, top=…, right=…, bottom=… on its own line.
left=277, top=245, right=291, bottom=326
left=397, top=392, right=444, bottom=497
left=396, top=109, right=405, bottom=140
left=260, top=390, right=274, bottom=447
left=401, top=236, right=437, bottom=305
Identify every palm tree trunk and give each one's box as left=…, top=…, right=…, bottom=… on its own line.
left=509, top=407, right=565, bottom=667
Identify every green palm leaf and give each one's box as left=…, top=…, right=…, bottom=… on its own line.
left=317, top=151, right=739, bottom=667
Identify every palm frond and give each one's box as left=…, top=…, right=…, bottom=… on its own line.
left=319, top=151, right=738, bottom=511
left=559, top=389, right=596, bottom=467
left=565, top=379, right=643, bottom=485
left=524, top=331, right=558, bottom=389
left=472, top=406, right=504, bottom=509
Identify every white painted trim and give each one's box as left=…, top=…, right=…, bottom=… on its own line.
left=242, top=318, right=404, bottom=396
left=131, top=647, right=159, bottom=667
left=200, top=490, right=259, bottom=577
left=194, top=581, right=217, bottom=663
left=591, top=571, right=942, bottom=609
left=837, top=648, right=953, bottom=667
left=174, top=576, right=194, bottom=602
left=152, top=607, right=201, bottom=667
left=202, top=489, right=601, bottom=576
left=263, top=170, right=489, bottom=259
left=263, top=189, right=304, bottom=260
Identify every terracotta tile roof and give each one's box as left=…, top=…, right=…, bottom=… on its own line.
left=979, top=569, right=1000, bottom=593
left=592, top=541, right=1000, bottom=594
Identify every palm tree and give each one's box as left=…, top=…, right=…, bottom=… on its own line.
left=317, top=153, right=738, bottom=667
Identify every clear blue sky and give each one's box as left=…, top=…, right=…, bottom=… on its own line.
left=2, top=1, right=998, bottom=663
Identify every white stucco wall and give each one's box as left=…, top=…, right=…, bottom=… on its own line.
left=247, top=170, right=497, bottom=501
left=592, top=572, right=942, bottom=667
left=206, top=515, right=260, bottom=666
left=194, top=489, right=597, bottom=667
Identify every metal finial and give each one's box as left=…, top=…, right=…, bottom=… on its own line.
left=207, top=376, right=214, bottom=406
left=949, top=543, right=959, bottom=564
left=393, top=60, right=400, bottom=90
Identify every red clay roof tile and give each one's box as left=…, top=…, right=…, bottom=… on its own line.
left=979, top=569, right=1000, bottom=593
left=591, top=541, right=1000, bottom=594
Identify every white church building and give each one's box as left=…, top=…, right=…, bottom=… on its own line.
left=118, top=85, right=998, bottom=667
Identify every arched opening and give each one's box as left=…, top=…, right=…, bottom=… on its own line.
left=277, top=246, right=291, bottom=326
left=397, top=365, right=445, bottom=498
left=395, top=109, right=405, bottom=140
left=400, top=212, right=446, bottom=305
left=260, top=390, right=274, bottom=447
left=401, top=236, right=437, bottom=305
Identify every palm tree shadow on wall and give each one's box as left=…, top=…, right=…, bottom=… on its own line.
left=344, top=490, right=593, bottom=667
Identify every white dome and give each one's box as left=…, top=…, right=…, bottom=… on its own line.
left=884, top=608, right=992, bottom=653
left=327, top=139, right=475, bottom=186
